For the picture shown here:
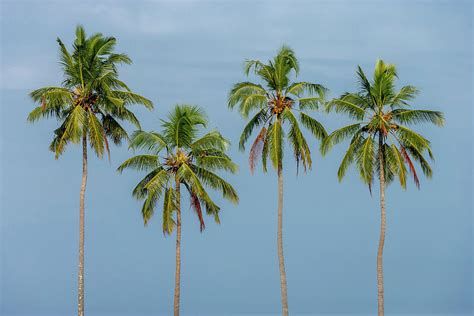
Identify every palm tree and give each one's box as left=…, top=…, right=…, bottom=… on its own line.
left=117, top=104, right=239, bottom=316
left=228, top=46, right=327, bottom=316
left=27, top=25, right=153, bottom=316
left=321, top=60, right=444, bottom=316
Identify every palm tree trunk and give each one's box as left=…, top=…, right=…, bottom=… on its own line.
left=78, top=134, right=87, bottom=316
left=173, top=175, right=182, bottom=316
left=277, top=165, right=289, bottom=316
left=377, top=134, right=386, bottom=316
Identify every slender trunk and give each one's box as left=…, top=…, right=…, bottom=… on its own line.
left=78, top=134, right=87, bottom=316
left=377, top=134, right=386, bottom=316
left=277, top=165, right=289, bottom=316
left=173, top=175, right=182, bottom=316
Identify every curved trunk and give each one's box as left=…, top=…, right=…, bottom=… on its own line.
left=78, top=134, right=87, bottom=316
left=277, top=165, right=289, bottom=316
left=173, top=175, right=182, bottom=316
left=377, top=134, right=386, bottom=316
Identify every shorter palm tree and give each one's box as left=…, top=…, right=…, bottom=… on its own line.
left=321, top=60, right=444, bottom=316
left=118, top=105, right=239, bottom=316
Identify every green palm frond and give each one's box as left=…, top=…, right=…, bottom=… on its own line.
left=404, top=145, right=433, bottom=178
left=192, top=165, right=239, bottom=204
left=298, top=97, right=325, bottom=110
left=176, top=163, right=220, bottom=216
left=326, top=93, right=367, bottom=120
left=141, top=188, right=159, bottom=226
left=163, top=104, right=207, bottom=149
left=321, top=123, right=362, bottom=155
left=132, top=169, right=161, bottom=199
left=101, top=114, right=128, bottom=145
left=112, top=90, right=153, bottom=109
left=129, top=130, right=167, bottom=153
left=286, top=82, right=326, bottom=97
left=144, top=168, right=171, bottom=194
left=261, top=125, right=271, bottom=173
left=228, top=82, right=267, bottom=112
left=299, top=112, right=327, bottom=141
left=395, top=125, right=431, bottom=150
left=337, top=132, right=364, bottom=181
left=162, top=187, right=176, bottom=234
left=391, top=109, right=445, bottom=126
left=390, top=144, right=407, bottom=189
left=194, top=150, right=238, bottom=173
left=268, top=119, right=284, bottom=170
left=88, top=112, right=106, bottom=158
left=390, top=85, right=419, bottom=107
left=238, top=109, right=268, bottom=151
left=283, top=109, right=311, bottom=171
left=191, top=130, right=230, bottom=152
left=117, top=155, right=160, bottom=173
left=356, top=136, right=375, bottom=186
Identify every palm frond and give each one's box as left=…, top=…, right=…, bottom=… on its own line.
left=191, top=130, right=229, bottom=152
left=286, top=82, right=326, bottom=98
left=162, top=187, right=176, bottom=234
left=356, top=136, right=375, bottom=186
left=129, top=130, right=167, bottom=153
left=249, top=127, right=267, bottom=174
left=238, top=108, right=268, bottom=151
left=337, top=132, right=364, bottom=181
left=192, top=165, right=239, bottom=204
left=268, top=119, right=284, bottom=170
left=326, top=93, right=367, bottom=120
left=299, top=112, right=327, bottom=141
left=117, top=155, right=160, bottom=173
left=391, top=109, right=445, bottom=126
left=321, top=123, right=362, bottom=155
left=283, top=109, right=311, bottom=172
left=88, top=113, right=105, bottom=158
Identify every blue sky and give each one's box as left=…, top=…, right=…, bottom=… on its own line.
left=0, top=0, right=472, bottom=315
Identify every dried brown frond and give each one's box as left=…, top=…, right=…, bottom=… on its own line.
left=400, top=145, right=420, bottom=188
left=190, top=192, right=205, bottom=232
left=249, top=127, right=267, bottom=174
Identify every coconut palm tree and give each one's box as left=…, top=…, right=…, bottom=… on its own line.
left=117, top=104, right=239, bottom=316
left=228, top=45, right=327, bottom=316
left=27, top=25, right=153, bottom=316
left=321, top=59, right=444, bottom=316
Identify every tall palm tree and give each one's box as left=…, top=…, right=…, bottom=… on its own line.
left=228, top=46, right=327, bottom=316
left=117, top=105, right=239, bottom=316
left=27, top=25, right=153, bottom=316
left=321, top=60, right=444, bottom=316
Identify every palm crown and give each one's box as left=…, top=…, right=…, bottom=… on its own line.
left=228, top=45, right=328, bottom=172
left=118, top=105, right=239, bottom=233
left=322, top=59, right=445, bottom=189
left=28, top=25, right=153, bottom=158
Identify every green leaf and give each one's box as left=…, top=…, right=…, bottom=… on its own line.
left=326, top=93, right=367, bottom=120
left=117, top=155, right=160, bottom=173
left=321, top=123, right=361, bottom=155
left=88, top=113, right=105, bottom=158
left=391, top=109, right=445, bottom=126
left=268, top=119, right=283, bottom=170
left=356, top=136, right=375, bottom=185
left=299, top=112, right=327, bottom=141
left=238, top=109, right=268, bottom=151
left=283, top=109, right=312, bottom=171
left=162, top=187, right=176, bottom=235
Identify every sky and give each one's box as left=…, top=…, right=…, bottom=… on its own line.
left=0, top=0, right=472, bottom=315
